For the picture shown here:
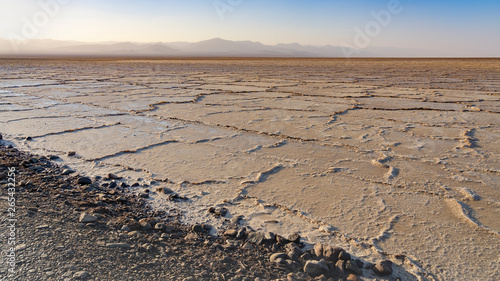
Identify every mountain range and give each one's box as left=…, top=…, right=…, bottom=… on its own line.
left=0, top=38, right=446, bottom=57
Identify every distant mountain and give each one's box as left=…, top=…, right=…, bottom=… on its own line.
left=0, top=37, right=438, bottom=57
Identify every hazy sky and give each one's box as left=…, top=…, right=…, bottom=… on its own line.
left=1, top=0, right=499, bottom=56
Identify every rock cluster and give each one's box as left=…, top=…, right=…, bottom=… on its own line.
left=0, top=142, right=399, bottom=280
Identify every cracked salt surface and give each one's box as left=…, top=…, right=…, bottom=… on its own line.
left=1, top=58, right=499, bottom=280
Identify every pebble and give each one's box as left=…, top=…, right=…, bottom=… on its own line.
left=246, top=231, right=265, bottom=245
left=67, top=151, right=76, bottom=156
left=106, top=243, right=132, bottom=249
left=373, top=260, right=393, bottom=276
left=270, top=252, right=287, bottom=263
left=338, top=250, right=351, bottom=261
left=192, top=224, right=206, bottom=233
left=346, top=274, right=360, bottom=281
left=345, top=259, right=363, bottom=275
left=154, top=223, right=167, bottom=231
left=107, top=173, right=122, bottom=179
left=62, top=169, right=75, bottom=175
left=224, top=229, right=238, bottom=237
left=15, top=244, right=27, bottom=251
left=303, top=259, right=329, bottom=277
left=79, top=213, right=98, bottom=223
left=73, top=271, right=90, bottom=280
left=77, top=176, right=92, bottom=185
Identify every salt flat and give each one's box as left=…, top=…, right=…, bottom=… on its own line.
left=0, top=58, right=499, bottom=280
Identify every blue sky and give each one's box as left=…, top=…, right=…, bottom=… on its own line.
left=1, top=0, right=499, bottom=55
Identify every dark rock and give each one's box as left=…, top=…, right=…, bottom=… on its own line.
left=264, top=232, right=276, bottom=243
left=138, top=219, right=152, bottom=230
left=157, top=187, right=173, bottom=194
left=335, top=260, right=346, bottom=274
left=120, top=182, right=129, bottom=188
left=73, top=271, right=90, bottom=280
left=269, top=253, right=288, bottom=262
left=67, top=151, right=76, bottom=156
left=231, top=215, right=243, bottom=226
left=62, top=169, right=75, bottom=175
left=25, top=136, right=33, bottom=141
left=276, top=235, right=290, bottom=245
left=77, top=176, right=92, bottom=185
left=192, top=224, right=206, bottom=233
left=108, top=173, right=121, bottom=179
left=285, top=243, right=303, bottom=261
left=132, top=182, right=140, bottom=187
left=303, top=259, right=329, bottom=277
left=246, top=231, right=265, bottom=245
left=345, top=260, right=363, bottom=275
left=48, top=155, right=59, bottom=160
left=236, top=228, right=247, bottom=239
left=109, top=181, right=118, bottom=189
left=0, top=134, right=2, bottom=140
left=79, top=213, right=98, bottom=223
left=373, top=260, right=393, bottom=276
left=288, top=233, right=301, bottom=244
left=338, top=250, right=351, bottom=261
left=139, top=192, right=149, bottom=198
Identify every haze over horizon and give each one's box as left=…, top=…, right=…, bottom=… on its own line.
left=1, top=0, right=499, bottom=57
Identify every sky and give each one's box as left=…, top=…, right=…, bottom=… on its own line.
left=1, top=0, right=499, bottom=56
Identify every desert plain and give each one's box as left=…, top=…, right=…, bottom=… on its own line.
left=0, top=58, right=499, bottom=280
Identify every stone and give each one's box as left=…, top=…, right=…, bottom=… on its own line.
left=154, top=223, right=167, bottom=231
left=67, top=151, right=76, bottom=156
left=287, top=272, right=308, bottom=281
left=288, top=233, right=301, bottom=244
left=241, top=242, right=254, bottom=250
left=313, top=243, right=323, bottom=257
left=236, top=228, right=247, bottom=239
left=192, top=224, right=206, bottom=233
left=373, top=260, right=393, bottom=276
left=345, top=260, right=363, bottom=275
left=270, top=252, right=288, bottom=263
left=49, top=155, right=59, bottom=160
left=15, top=244, right=27, bottom=251
left=264, top=232, right=276, bottom=243
left=336, top=260, right=346, bottom=274
left=106, top=243, right=132, bottom=249
left=62, top=169, right=75, bottom=175
left=246, top=231, right=265, bottom=245
left=346, top=274, right=360, bottom=281
left=77, top=176, right=92, bottom=185
left=138, top=219, right=152, bottom=230
left=73, top=271, right=90, bottom=280
left=25, top=136, right=33, bottom=141
left=303, top=259, right=329, bottom=277
left=276, top=235, right=290, bottom=244
left=338, top=250, right=351, bottom=261
left=285, top=243, right=303, bottom=261
left=224, top=229, right=238, bottom=237
left=79, top=213, right=98, bottom=223
left=108, top=173, right=122, bottom=179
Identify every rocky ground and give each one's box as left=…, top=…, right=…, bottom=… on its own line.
left=0, top=140, right=397, bottom=281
